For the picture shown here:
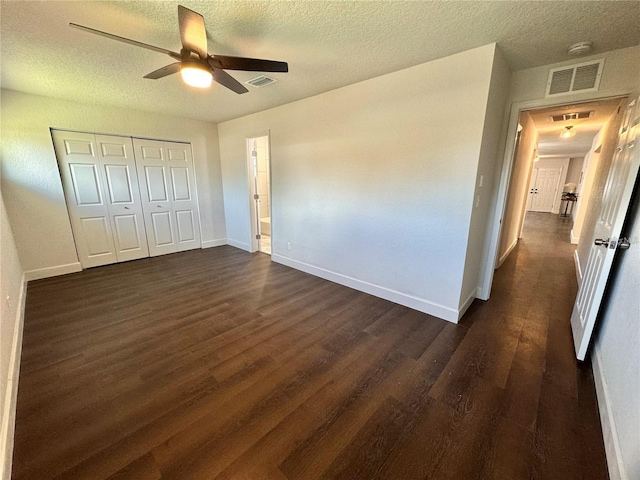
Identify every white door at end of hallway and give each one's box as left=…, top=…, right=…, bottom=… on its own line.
left=571, top=95, right=640, bottom=361
left=527, top=166, right=562, bottom=212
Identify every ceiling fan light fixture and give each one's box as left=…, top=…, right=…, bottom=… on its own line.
left=180, top=62, right=212, bottom=88
left=561, top=126, right=576, bottom=138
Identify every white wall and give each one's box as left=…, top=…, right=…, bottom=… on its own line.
left=0, top=90, right=226, bottom=278
left=0, top=193, right=25, bottom=480
left=459, top=47, right=511, bottom=308
left=566, top=157, right=584, bottom=187
left=497, top=112, right=538, bottom=265
left=219, top=44, right=501, bottom=322
left=572, top=126, right=605, bottom=245
left=592, top=191, right=640, bottom=480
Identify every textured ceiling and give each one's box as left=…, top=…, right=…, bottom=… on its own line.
left=1, top=1, right=639, bottom=123
left=529, top=97, right=624, bottom=158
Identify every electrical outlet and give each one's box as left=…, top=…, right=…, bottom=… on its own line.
left=287, top=241, right=292, bottom=250
left=6, top=296, right=12, bottom=309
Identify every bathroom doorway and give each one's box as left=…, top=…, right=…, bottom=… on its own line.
left=247, top=134, right=271, bottom=255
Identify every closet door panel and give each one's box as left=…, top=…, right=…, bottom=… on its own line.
left=69, top=164, right=103, bottom=205
left=133, top=138, right=177, bottom=256
left=96, top=135, right=149, bottom=262
left=170, top=167, right=191, bottom=201
left=175, top=209, right=196, bottom=243
left=52, top=130, right=118, bottom=268
left=144, top=166, right=170, bottom=202
left=151, top=211, right=175, bottom=246
left=104, top=165, right=133, bottom=204
left=113, top=214, right=144, bottom=252
left=164, top=141, right=201, bottom=251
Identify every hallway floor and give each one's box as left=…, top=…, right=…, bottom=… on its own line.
left=12, top=213, right=607, bottom=479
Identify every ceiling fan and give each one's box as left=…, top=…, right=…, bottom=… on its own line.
left=70, top=5, right=288, bottom=94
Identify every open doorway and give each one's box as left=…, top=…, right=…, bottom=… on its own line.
left=496, top=97, right=626, bottom=269
left=247, top=134, right=272, bottom=255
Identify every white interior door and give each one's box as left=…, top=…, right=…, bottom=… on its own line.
left=134, top=138, right=201, bottom=256
left=53, top=131, right=118, bottom=268
left=95, top=135, right=150, bottom=262
left=571, top=95, right=640, bottom=360
left=528, top=166, right=561, bottom=212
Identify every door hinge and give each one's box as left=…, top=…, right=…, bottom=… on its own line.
left=256, top=234, right=261, bottom=240
left=254, top=194, right=259, bottom=200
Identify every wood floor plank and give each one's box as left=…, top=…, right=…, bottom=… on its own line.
left=12, top=213, right=609, bottom=480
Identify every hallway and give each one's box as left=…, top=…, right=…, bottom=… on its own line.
left=12, top=214, right=607, bottom=479
left=460, top=211, right=608, bottom=478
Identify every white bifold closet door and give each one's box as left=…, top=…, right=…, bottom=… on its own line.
left=53, top=131, right=150, bottom=268
left=133, top=138, right=201, bottom=256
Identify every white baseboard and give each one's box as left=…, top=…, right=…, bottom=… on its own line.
left=226, top=239, right=251, bottom=252
left=0, top=275, right=26, bottom=480
left=272, top=254, right=459, bottom=323
left=592, top=349, right=628, bottom=480
left=570, top=228, right=580, bottom=245
left=574, top=250, right=582, bottom=286
left=201, top=238, right=227, bottom=249
left=23, top=262, right=81, bottom=281
left=458, top=290, right=477, bottom=321
left=496, top=237, right=518, bottom=269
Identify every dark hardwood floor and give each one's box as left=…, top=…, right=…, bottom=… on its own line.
left=12, top=213, right=608, bottom=479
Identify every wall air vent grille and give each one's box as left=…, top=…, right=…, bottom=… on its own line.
left=245, top=75, right=277, bottom=88
left=550, top=111, right=594, bottom=122
left=545, top=59, right=604, bottom=97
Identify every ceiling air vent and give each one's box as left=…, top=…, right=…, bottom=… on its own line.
left=545, top=59, right=604, bottom=97
left=245, top=75, right=277, bottom=88
left=550, top=111, right=594, bottom=122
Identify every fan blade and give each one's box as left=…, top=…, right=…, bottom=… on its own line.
left=70, top=23, right=181, bottom=60
left=178, top=5, right=208, bottom=59
left=210, top=55, right=288, bottom=72
left=144, top=62, right=182, bottom=79
left=211, top=68, right=248, bottom=94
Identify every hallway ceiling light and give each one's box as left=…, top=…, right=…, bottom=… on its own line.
left=561, top=126, right=576, bottom=138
